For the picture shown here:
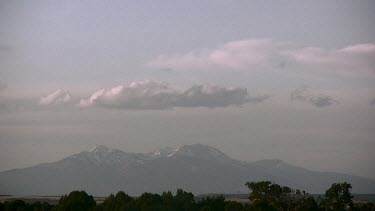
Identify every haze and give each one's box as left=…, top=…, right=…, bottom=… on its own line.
left=0, top=0, right=374, bottom=180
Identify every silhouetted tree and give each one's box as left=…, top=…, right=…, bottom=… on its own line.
left=353, top=202, right=375, bottom=211
left=295, top=196, right=320, bottom=211
left=161, top=191, right=175, bottom=211
left=95, top=191, right=134, bottom=211
left=1, top=200, right=54, bottom=211
left=4, top=200, right=27, bottom=211
left=3, top=181, right=371, bottom=211
left=320, top=182, right=353, bottom=211
left=197, top=195, right=225, bottom=211
left=174, top=189, right=196, bottom=211
left=135, top=192, right=163, bottom=211
left=244, top=200, right=277, bottom=211
left=32, top=201, right=54, bottom=211
left=246, top=181, right=285, bottom=210
left=55, top=190, right=96, bottom=211
left=224, top=201, right=244, bottom=211
left=246, top=181, right=320, bottom=211
left=0, top=202, right=4, bottom=211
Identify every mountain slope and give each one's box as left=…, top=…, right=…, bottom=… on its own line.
left=0, top=144, right=374, bottom=195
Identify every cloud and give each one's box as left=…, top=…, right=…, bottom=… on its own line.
left=79, top=80, right=268, bottom=110
left=309, top=96, right=338, bottom=108
left=148, top=39, right=282, bottom=70
left=247, top=95, right=271, bottom=104
left=291, top=86, right=338, bottom=108
left=176, top=85, right=255, bottom=108
left=283, top=43, right=375, bottom=72
left=148, top=39, right=375, bottom=73
left=39, top=89, right=72, bottom=105
left=79, top=80, right=178, bottom=110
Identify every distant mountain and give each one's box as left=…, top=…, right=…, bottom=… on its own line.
left=0, top=144, right=374, bottom=196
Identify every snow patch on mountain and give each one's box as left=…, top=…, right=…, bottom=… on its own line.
left=167, top=148, right=180, bottom=157
left=148, top=147, right=178, bottom=158
left=64, top=145, right=150, bottom=167
left=168, top=144, right=231, bottom=161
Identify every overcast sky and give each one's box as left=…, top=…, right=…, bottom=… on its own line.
left=0, top=0, right=375, bottom=179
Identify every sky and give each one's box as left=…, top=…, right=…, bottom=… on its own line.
left=0, top=0, right=375, bottom=179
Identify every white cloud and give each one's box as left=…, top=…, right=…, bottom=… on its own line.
left=148, top=39, right=281, bottom=70
left=79, top=80, right=178, bottom=110
left=39, top=89, right=72, bottom=105
left=79, top=80, right=267, bottom=110
left=283, top=43, right=375, bottom=72
left=148, top=39, right=375, bottom=73
left=291, top=86, right=339, bottom=108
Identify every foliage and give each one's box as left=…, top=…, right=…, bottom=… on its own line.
left=245, top=181, right=320, bottom=211
left=353, top=202, right=375, bottom=211
left=244, top=200, right=278, bottom=211
left=174, top=189, right=196, bottom=211
left=320, top=182, right=354, bottom=211
left=224, top=201, right=244, bottom=211
left=0, top=200, right=54, bottom=211
left=196, top=195, right=226, bottom=211
left=2, top=182, right=375, bottom=211
left=54, top=190, right=96, bottom=211
left=136, top=192, right=164, bottom=211
left=95, top=191, right=133, bottom=211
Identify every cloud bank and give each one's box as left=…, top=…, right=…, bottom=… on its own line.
left=79, top=81, right=178, bottom=110
left=148, top=39, right=375, bottom=73
left=284, top=43, right=375, bottom=72
left=176, top=85, right=258, bottom=108
left=148, top=39, right=280, bottom=70
left=39, top=89, right=72, bottom=105
left=291, top=86, right=338, bottom=108
left=79, top=80, right=267, bottom=110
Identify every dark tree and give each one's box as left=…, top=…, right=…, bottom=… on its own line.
left=4, top=200, right=27, bottom=211
left=353, top=202, right=375, bottom=211
left=321, top=182, right=353, bottom=211
left=246, top=181, right=320, bottom=211
left=95, top=191, right=134, bottom=211
left=174, top=189, right=196, bottom=211
left=197, top=195, right=226, bottom=211
left=224, top=201, right=244, bottom=211
left=32, top=201, right=54, bottom=211
left=55, top=190, right=96, bottom=211
left=136, top=192, right=164, bottom=211
left=295, top=196, right=320, bottom=211
left=246, top=181, right=284, bottom=210
left=161, top=191, right=175, bottom=211
left=244, top=200, right=277, bottom=211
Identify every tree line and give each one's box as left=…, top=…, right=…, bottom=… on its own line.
left=1, top=181, right=374, bottom=211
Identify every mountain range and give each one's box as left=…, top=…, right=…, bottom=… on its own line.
left=0, top=144, right=374, bottom=196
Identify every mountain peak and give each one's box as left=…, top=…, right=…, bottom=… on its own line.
left=90, top=145, right=110, bottom=152
left=150, top=147, right=177, bottom=158
left=254, top=159, right=289, bottom=168
left=2, top=144, right=375, bottom=195
left=169, top=144, right=231, bottom=161
left=70, top=145, right=139, bottom=166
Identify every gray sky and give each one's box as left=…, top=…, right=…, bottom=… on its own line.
left=0, top=0, right=375, bottom=179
